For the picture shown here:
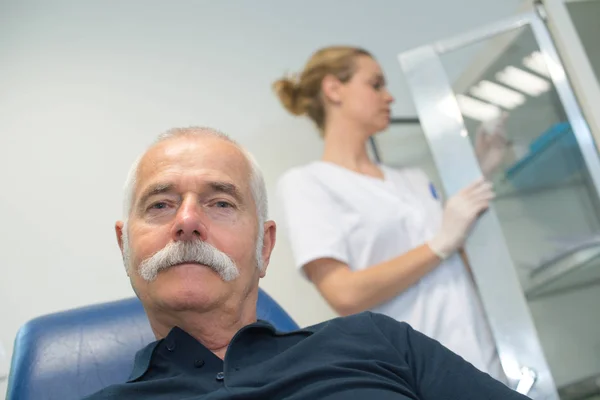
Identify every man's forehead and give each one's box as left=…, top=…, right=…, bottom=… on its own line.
left=136, top=136, right=251, bottom=191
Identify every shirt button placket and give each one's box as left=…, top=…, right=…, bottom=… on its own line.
left=215, top=371, right=225, bottom=382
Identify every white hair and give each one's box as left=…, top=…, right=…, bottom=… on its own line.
left=122, top=127, right=268, bottom=225
left=121, top=126, right=268, bottom=272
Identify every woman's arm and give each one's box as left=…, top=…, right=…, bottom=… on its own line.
left=304, top=244, right=441, bottom=316
left=305, top=178, right=494, bottom=315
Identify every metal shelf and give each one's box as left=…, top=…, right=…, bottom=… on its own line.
left=493, top=174, right=587, bottom=199
left=525, top=238, right=600, bottom=299
left=493, top=121, right=588, bottom=199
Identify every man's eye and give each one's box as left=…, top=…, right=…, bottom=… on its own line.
left=214, top=201, right=233, bottom=208
left=150, top=202, right=168, bottom=210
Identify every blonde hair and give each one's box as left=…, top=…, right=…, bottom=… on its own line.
left=273, top=46, right=371, bottom=131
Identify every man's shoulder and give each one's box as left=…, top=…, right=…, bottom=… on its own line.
left=295, top=312, right=414, bottom=360
left=81, top=385, right=124, bottom=400
left=303, top=311, right=412, bottom=337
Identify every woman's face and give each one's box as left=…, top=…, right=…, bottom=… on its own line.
left=336, top=56, right=395, bottom=135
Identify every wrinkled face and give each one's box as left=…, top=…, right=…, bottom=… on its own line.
left=333, top=55, right=395, bottom=135
left=116, top=136, right=274, bottom=314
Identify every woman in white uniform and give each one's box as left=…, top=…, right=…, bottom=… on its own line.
left=273, top=46, right=509, bottom=382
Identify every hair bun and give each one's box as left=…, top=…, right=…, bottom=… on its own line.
left=272, top=77, right=305, bottom=116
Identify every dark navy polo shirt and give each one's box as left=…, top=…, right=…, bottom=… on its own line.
left=83, top=312, right=529, bottom=400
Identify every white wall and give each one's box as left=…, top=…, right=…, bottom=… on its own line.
left=0, top=0, right=523, bottom=395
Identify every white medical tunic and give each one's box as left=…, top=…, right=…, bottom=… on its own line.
left=277, top=161, right=504, bottom=381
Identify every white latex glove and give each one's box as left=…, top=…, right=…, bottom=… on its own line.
left=475, top=112, right=510, bottom=178
left=427, top=178, right=495, bottom=260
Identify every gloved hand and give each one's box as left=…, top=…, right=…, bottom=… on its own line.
left=475, top=112, right=510, bottom=178
left=427, top=178, right=495, bottom=260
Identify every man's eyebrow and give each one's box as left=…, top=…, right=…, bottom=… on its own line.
left=209, top=181, right=244, bottom=203
left=138, top=183, right=174, bottom=207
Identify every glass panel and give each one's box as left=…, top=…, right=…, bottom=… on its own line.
left=565, top=0, right=600, bottom=85
left=438, top=25, right=600, bottom=398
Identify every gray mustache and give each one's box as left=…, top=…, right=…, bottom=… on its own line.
left=138, top=240, right=239, bottom=282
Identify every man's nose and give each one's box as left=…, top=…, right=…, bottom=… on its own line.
left=171, top=199, right=208, bottom=242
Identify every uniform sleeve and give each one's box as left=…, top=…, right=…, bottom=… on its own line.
left=369, top=312, right=531, bottom=400
left=276, top=169, right=350, bottom=275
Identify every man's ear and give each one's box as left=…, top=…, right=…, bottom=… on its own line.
left=116, top=220, right=132, bottom=277
left=259, top=221, right=277, bottom=278
left=115, top=221, right=125, bottom=254
left=321, top=74, right=343, bottom=105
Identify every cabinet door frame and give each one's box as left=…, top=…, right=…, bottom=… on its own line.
left=542, top=0, right=600, bottom=148
left=397, top=11, right=600, bottom=399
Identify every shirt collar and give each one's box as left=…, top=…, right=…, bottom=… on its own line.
left=127, top=339, right=161, bottom=382
left=126, top=320, right=313, bottom=382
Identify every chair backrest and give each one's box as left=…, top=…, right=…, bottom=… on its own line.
left=7, top=288, right=298, bottom=400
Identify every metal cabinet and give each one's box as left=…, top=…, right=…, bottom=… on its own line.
left=378, top=7, right=600, bottom=399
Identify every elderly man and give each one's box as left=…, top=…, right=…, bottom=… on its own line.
left=84, top=127, right=528, bottom=400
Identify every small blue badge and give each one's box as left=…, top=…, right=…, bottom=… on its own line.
left=429, top=182, right=439, bottom=200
